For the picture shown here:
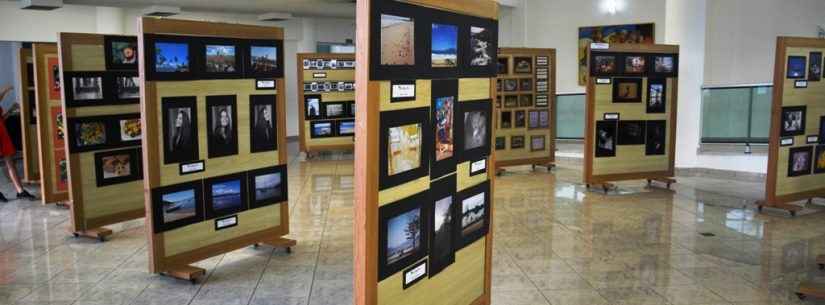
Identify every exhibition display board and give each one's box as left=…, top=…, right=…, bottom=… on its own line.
left=354, top=0, right=498, bottom=304
left=139, top=17, right=293, bottom=280
left=18, top=47, right=40, bottom=183
left=584, top=43, right=679, bottom=192
left=494, top=48, right=556, bottom=171
left=297, top=53, right=356, bottom=156
left=758, top=37, right=825, bottom=216
left=32, top=42, right=69, bottom=205
left=58, top=33, right=144, bottom=240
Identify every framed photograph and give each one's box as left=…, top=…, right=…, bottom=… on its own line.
left=787, top=56, right=807, bottom=79
left=162, top=96, right=199, bottom=164
left=378, top=191, right=428, bottom=281
left=539, top=110, right=550, bottom=128
left=456, top=181, right=490, bottom=250
left=391, top=80, right=416, bottom=103
left=497, top=57, right=509, bottom=75
left=503, top=79, right=518, bottom=92
left=511, top=135, right=525, bottom=149
left=94, top=147, right=142, bottom=187
left=113, top=72, right=140, bottom=103
left=513, top=57, right=532, bottom=74
left=646, top=120, right=667, bottom=155
left=338, top=120, right=355, bottom=136
left=518, top=94, right=533, bottom=107
left=527, top=110, right=540, bottom=129
left=809, top=52, right=822, bottom=82
left=456, top=100, right=492, bottom=162
left=578, top=23, right=655, bottom=85
left=428, top=175, right=456, bottom=277
left=379, top=13, right=415, bottom=66
left=67, top=117, right=108, bottom=153
left=204, top=172, right=248, bottom=219
left=248, top=164, right=288, bottom=208
left=206, top=95, right=239, bottom=158
left=519, top=78, right=533, bottom=92
left=431, top=23, right=459, bottom=69
left=64, top=72, right=106, bottom=107
left=591, top=54, right=617, bottom=76
left=781, top=106, right=806, bottom=137
left=814, top=145, right=825, bottom=174
left=379, top=107, right=431, bottom=190
left=323, top=102, right=347, bottom=119
left=495, top=137, right=505, bottom=150
left=198, top=39, right=242, bottom=79
left=612, top=78, right=643, bottom=103
left=250, top=94, right=277, bottom=153
left=530, top=135, right=546, bottom=152
left=820, top=116, right=825, bottom=145
left=788, top=146, right=813, bottom=177
left=151, top=180, right=204, bottom=233
left=503, top=95, right=517, bottom=108
left=104, top=35, right=138, bottom=70
left=647, top=78, right=667, bottom=113
left=624, top=55, right=647, bottom=74
left=431, top=79, right=457, bottom=178
left=116, top=114, right=142, bottom=145
left=514, top=110, right=525, bottom=128
left=469, top=25, right=494, bottom=67
left=348, top=101, right=356, bottom=117
left=145, top=35, right=194, bottom=81
left=464, top=20, right=498, bottom=77
left=618, top=121, right=646, bottom=145
left=370, top=7, right=417, bottom=80
left=595, top=120, right=617, bottom=157
left=310, top=121, right=336, bottom=138
left=650, top=54, right=678, bottom=77
left=246, top=39, right=284, bottom=79
left=304, top=95, right=323, bottom=120
left=500, top=111, right=512, bottom=129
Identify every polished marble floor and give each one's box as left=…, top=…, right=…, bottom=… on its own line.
left=1, top=143, right=825, bottom=305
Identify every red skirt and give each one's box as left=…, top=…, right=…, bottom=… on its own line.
left=0, top=112, right=16, bottom=157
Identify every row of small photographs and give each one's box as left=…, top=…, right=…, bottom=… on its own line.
left=497, top=78, right=534, bottom=92
left=68, top=114, right=141, bottom=153
left=595, top=120, right=667, bottom=157
left=788, top=145, right=825, bottom=177
left=146, top=35, right=282, bottom=80
left=499, top=109, right=550, bottom=129
left=378, top=180, right=490, bottom=282
left=152, top=165, right=288, bottom=233
left=611, top=78, right=668, bottom=113
left=302, top=58, right=355, bottom=70
left=65, top=72, right=139, bottom=107
left=161, top=94, right=277, bottom=165
left=497, top=56, right=535, bottom=75
left=303, top=81, right=355, bottom=93
left=310, top=120, right=355, bottom=138
left=591, top=52, right=677, bottom=77
left=787, top=52, right=823, bottom=81
left=780, top=107, right=825, bottom=139
left=494, top=135, right=547, bottom=152
left=305, top=97, right=355, bottom=121
left=498, top=94, right=548, bottom=108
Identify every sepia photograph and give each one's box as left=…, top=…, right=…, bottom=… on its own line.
left=388, top=123, right=422, bottom=175
left=380, top=14, right=415, bottom=65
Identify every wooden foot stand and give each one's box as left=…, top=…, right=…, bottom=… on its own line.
left=530, top=163, right=556, bottom=172
left=755, top=200, right=804, bottom=217
left=71, top=227, right=113, bottom=242
left=162, top=265, right=207, bottom=284
left=254, top=237, right=297, bottom=253
left=646, top=177, right=676, bottom=190
left=586, top=183, right=615, bottom=194
left=55, top=202, right=70, bottom=209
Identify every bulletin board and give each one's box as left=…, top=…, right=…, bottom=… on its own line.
left=494, top=48, right=556, bottom=171
left=584, top=44, right=679, bottom=192
left=58, top=32, right=144, bottom=240
left=297, top=53, right=356, bottom=157
left=139, top=17, right=293, bottom=280
left=32, top=42, right=69, bottom=205
left=758, top=37, right=825, bottom=216
left=18, top=47, right=40, bottom=183
left=354, top=0, right=498, bottom=304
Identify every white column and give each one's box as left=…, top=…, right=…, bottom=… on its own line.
left=95, top=6, right=125, bottom=35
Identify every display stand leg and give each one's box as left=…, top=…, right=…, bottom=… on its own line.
left=71, top=227, right=112, bottom=242
left=260, top=237, right=297, bottom=254
left=817, top=255, right=825, bottom=270
left=163, top=265, right=206, bottom=284
left=797, top=282, right=825, bottom=300
left=587, top=183, right=614, bottom=194
left=647, top=178, right=676, bottom=190
left=56, top=202, right=70, bottom=209
left=755, top=200, right=802, bottom=217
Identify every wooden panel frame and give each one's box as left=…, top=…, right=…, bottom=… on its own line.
left=139, top=17, right=291, bottom=275
left=33, top=42, right=69, bottom=205
left=355, top=1, right=497, bottom=305
left=494, top=47, right=556, bottom=169
left=762, top=37, right=825, bottom=211
left=18, top=47, right=40, bottom=183
left=583, top=43, right=679, bottom=185
left=297, top=53, right=356, bottom=155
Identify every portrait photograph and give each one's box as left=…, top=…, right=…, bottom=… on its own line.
left=155, top=42, right=190, bottom=73
left=378, top=192, right=428, bottom=281
left=250, top=94, right=277, bottom=153
left=162, top=97, right=199, bottom=164
left=105, top=36, right=138, bottom=70
left=205, top=44, right=237, bottom=73
left=781, top=106, right=806, bottom=137
left=464, top=110, right=488, bottom=151
left=251, top=46, right=278, bottom=73
left=152, top=180, right=203, bottom=233
left=613, top=78, right=643, bottom=103
left=809, top=52, right=822, bottom=82
left=249, top=165, right=288, bottom=208
left=119, top=118, right=142, bottom=142
left=434, top=96, right=454, bottom=162
left=388, top=123, right=422, bottom=175
left=814, top=145, right=825, bottom=174
left=469, top=26, right=493, bottom=67
left=431, top=23, right=459, bottom=68
left=618, top=121, right=646, bottom=145
left=500, top=111, right=512, bottom=129
left=497, top=57, right=508, bottom=75
left=428, top=177, right=455, bottom=277
left=310, top=121, right=334, bottom=138
left=787, top=56, right=807, bottom=79
left=514, top=110, right=525, bottom=128
left=647, top=79, right=667, bottom=113
left=380, top=14, right=415, bottom=66
left=531, top=135, right=546, bottom=152
left=71, top=75, right=103, bottom=101
left=94, top=148, right=142, bottom=187
left=595, top=120, right=617, bottom=157
left=116, top=76, right=140, bottom=101
left=625, top=55, right=647, bottom=73
left=593, top=55, right=616, bottom=75
left=646, top=120, right=667, bottom=155
left=788, top=146, right=813, bottom=177
left=205, top=173, right=248, bottom=219
left=514, top=57, right=532, bottom=74
left=305, top=95, right=322, bottom=119
left=206, top=95, right=239, bottom=158
left=458, top=182, right=489, bottom=249
left=511, top=135, right=525, bottom=149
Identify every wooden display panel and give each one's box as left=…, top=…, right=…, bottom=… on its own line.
left=139, top=17, right=293, bottom=280
left=32, top=42, right=69, bottom=205
left=583, top=44, right=679, bottom=190
left=494, top=48, right=556, bottom=170
left=760, top=37, right=825, bottom=215
left=355, top=1, right=498, bottom=305
left=297, top=53, right=355, bottom=156
left=18, top=47, right=40, bottom=183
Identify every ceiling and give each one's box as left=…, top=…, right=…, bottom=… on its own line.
left=60, top=0, right=356, bottom=18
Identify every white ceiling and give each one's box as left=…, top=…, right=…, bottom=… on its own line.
left=60, top=0, right=356, bottom=18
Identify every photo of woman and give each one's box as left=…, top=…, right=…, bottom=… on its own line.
left=207, top=95, right=238, bottom=158
left=251, top=99, right=277, bottom=152
left=162, top=97, right=198, bottom=164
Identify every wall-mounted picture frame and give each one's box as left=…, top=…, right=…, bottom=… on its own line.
left=431, top=79, right=457, bottom=179
left=503, top=79, right=518, bottom=92
left=647, top=78, right=667, bottom=113
left=391, top=80, right=417, bottom=103
left=104, top=35, right=138, bottom=70
left=530, top=135, right=546, bottom=152
left=518, top=94, right=533, bottom=107
left=510, top=135, right=524, bottom=149
left=198, top=38, right=243, bottom=79
left=780, top=106, right=806, bottom=137
left=323, top=102, right=348, bottom=119
left=249, top=94, right=277, bottom=153
left=379, top=107, right=432, bottom=190
left=310, top=120, right=336, bottom=138
left=618, top=120, right=646, bottom=145
left=455, top=100, right=492, bottom=162
left=248, top=164, right=288, bottom=209
left=337, top=119, right=356, bottom=136
left=245, top=39, right=285, bottom=79
left=595, top=120, right=617, bottom=157
left=809, top=52, right=822, bottom=82
left=204, top=172, right=248, bottom=219
left=788, top=146, right=813, bottom=177
left=612, top=78, right=643, bottom=103
left=456, top=181, right=489, bottom=250
left=94, top=147, right=142, bottom=187
left=535, top=95, right=549, bottom=107
left=144, top=34, right=195, bottom=81
left=206, top=95, right=239, bottom=158
left=646, top=120, right=667, bottom=155
left=497, top=57, right=508, bottom=75
left=161, top=96, right=199, bottom=164
left=151, top=180, right=204, bottom=233
left=624, top=54, right=647, bottom=74
left=813, top=145, right=825, bottom=174
left=649, top=54, right=679, bottom=78
left=787, top=56, right=807, bottom=79
left=428, top=175, right=456, bottom=277
left=66, top=117, right=107, bottom=153
left=378, top=191, right=429, bottom=281
left=591, top=54, right=618, bottom=76
left=503, top=95, right=518, bottom=108
left=514, top=110, right=525, bottom=128
left=513, top=56, right=532, bottom=74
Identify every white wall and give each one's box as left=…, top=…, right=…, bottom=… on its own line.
left=0, top=42, right=20, bottom=111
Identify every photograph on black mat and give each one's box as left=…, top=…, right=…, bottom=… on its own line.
left=204, top=172, right=248, bottom=219
left=646, top=120, right=667, bottom=155
left=469, top=26, right=493, bottom=67
left=250, top=94, right=277, bottom=153
left=539, top=110, right=550, bottom=128
left=497, top=57, right=508, bottom=75
left=787, top=56, right=807, bottom=79
left=519, top=78, right=532, bottom=91
left=455, top=100, right=491, bottom=162
left=456, top=181, right=490, bottom=250
left=592, top=54, right=617, bottom=75
left=338, top=120, right=355, bottom=136
left=464, top=20, right=498, bottom=76
left=94, top=147, right=142, bottom=187
left=378, top=191, right=428, bottom=281
left=612, top=78, right=643, bottom=103
left=161, top=96, right=198, bottom=164
left=246, top=39, right=284, bottom=78
left=495, top=137, right=505, bottom=150
left=618, top=121, right=646, bottom=145
left=65, top=72, right=105, bottom=106
left=788, top=146, right=813, bottom=177
left=380, top=14, right=415, bottom=66
left=206, top=95, right=239, bottom=158
left=118, top=116, right=142, bottom=143
left=513, top=56, right=532, bottom=74
left=151, top=180, right=204, bottom=233
left=531, top=135, right=546, bottom=152
left=652, top=55, right=676, bottom=74
left=511, top=135, right=524, bottom=149
left=647, top=79, right=666, bottom=113
left=595, top=120, right=617, bottom=157
left=518, top=94, right=533, bottom=107
left=115, top=73, right=140, bottom=102
left=310, top=121, right=335, bottom=138
left=104, top=35, right=138, bottom=70
left=304, top=95, right=323, bottom=119
left=379, top=107, right=431, bottom=190
left=503, top=79, right=518, bottom=92
left=809, top=52, right=822, bottom=82
left=428, top=175, right=456, bottom=277
left=813, top=145, right=825, bottom=174
left=431, top=22, right=459, bottom=68
left=66, top=117, right=109, bottom=153
left=431, top=79, right=457, bottom=178
left=145, top=35, right=194, bottom=81
left=820, top=116, right=825, bottom=144
left=369, top=2, right=418, bottom=81
left=500, top=111, right=512, bottom=129
left=514, top=110, right=525, bottom=128
left=496, top=79, right=501, bottom=92
left=324, top=102, right=347, bottom=119
left=780, top=106, right=806, bottom=137
left=248, top=164, right=288, bottom=208
left=624, top=55, right=647, bottom=74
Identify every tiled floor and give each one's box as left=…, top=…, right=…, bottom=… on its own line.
left=2, top=142, right=825, bottom=305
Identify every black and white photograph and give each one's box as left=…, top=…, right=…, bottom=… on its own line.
left=781, top=106, right=806, bottom=137
left=324, top=103, right=346, bottom=118
left=504, top=95, right=518, bottom=108
left=618, top=121, right=646, bottom=145
left=250, top=94, right=277, bottom=153
left=428, top=177, right=455, bottom=277
left=514, top=110, right=525, bottom=128
left=305, top=95, right=322, bottom=119
left=162, top=97, right=198, bottom=164
left=788, top=146, right=813, bottom=177
left=464, top=110, right=488, bottom=151
left=378, top=191, right=428, bottom=281
left=514, top=57, right=532, bottom=74
left=249, top=165, right=288, bottom=208
left=503, top=79, right=518, bottom=92
left=469, top=26, right=493, bottom=67
left=71, top=75, right=103, bottom=101
left=458, top=182, right=489, bottom=249
left=646, top=120, right=667, bottom=155
left=595, top=120, right=617, bottom=157
left=647, top=79, right=666, bottom=113
left=116, top=75, right=140, bottom=101
left=206, top=95, right=239, bottom=158
left=809, top=52, right=822, bottom=81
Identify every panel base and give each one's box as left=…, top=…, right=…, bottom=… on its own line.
left=647, top=178, right=676, bottom=190
left=585, top=183, right=616, bottom=194
left=71, top=227, right=113, bottom=242
left=798, top=282, right=825, bottom=301
left=162, top=265, right=207, bottom=284
left=258, top=237, right=298, bottom=253
left=756, top=200, right=807, bottom=217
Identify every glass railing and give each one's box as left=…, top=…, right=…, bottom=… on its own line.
left=556, top=93, right=585, bottom=139
left=701, top=84, right=772, bottom=144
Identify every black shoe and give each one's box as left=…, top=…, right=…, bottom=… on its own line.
left=16, top=190, right=36, bottom=200
left=0, top=193, right=6, bottom=203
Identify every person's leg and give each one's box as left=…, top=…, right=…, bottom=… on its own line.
left=4, top=156, right=34, bottom=200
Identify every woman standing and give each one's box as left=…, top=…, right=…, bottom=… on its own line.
left=0, top=86, right=36, bottom=202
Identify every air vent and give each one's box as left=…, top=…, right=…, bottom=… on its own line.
left=258, top=12, right=293, bottom=22
left=142, top=5, right=180, bottom=17
left=19, top=0, right=63, bottom=10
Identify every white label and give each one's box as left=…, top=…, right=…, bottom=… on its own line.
left=313, top=73, right=327, bottom=79
left=392, top=84, right=416, bottom=98
left=404, top=263, right=427, bottom=285
left=795, top=80, right=808, bottom=88
left=808, top=136, right=819, bottom=143
left=596, top=78, right=612, bottom=84
left=471, top=159, right=486, bottom=173
left=256, top=80, right=276, bottom=88
left=604, top=113, right=620, bottom=120
left=591, top=43, right=610, bottom=49
left=216, top=216, right=237, bottom=229
left=781, top=138, right=794, bottom=146
left=181, top=161, right=204, bottom=174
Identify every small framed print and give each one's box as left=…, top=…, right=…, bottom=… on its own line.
left=530, top=135, right=546, bottom=152
left=618, top=121, right=646, bottom=145
left=104, top=35, right=138, bottom=70
left=379, top=107, right=431, bottom=190
left=94, top=147, right=142, bottom=187
left=647, top=78, right=667, bottom=113
left=428, top=175, right=455, bottom=277
left=646, top=120, right=667, bottom=156
left=503, top=79, right=518, bottom=92
left=495, top=137, right=505, bottom=150
left=514, top=110, right=525, bottom=128
left=538, top=110, right=550, bottom=128
left=378, top=191, right=429, bottom=281
left=513, top=57, right=532, bottom=74
left=613, top=78, right=643, bottom=103
left=591, top=54, right=618, bottom=76
left=198, top=38, right=243, bottom=79
left=116, top=114, right=142, bottom=146
left=248, top=164, right=288, bottom=209
left=255, top=79, right=276, bottom=90
left=204, top=172, right=248, bottom=219
left=179, top=160, right=205, bottom=175
left=595, top=120, right=617, bottom=157
left=788, top=146, right=813, bottom=177
left=456, top=100, right=492, bottom=162
left=527, top=110, right=540, bottom=129
left=246, top=39, right=284, bottom=79
left=304, top=95, right=323, bottom=119
left=469, top=158, right=487, bottom=176
left=145, top=34, right=194, bottom=81
left=162, top=96, right=199, bottom=164
left=67, top=116, right=111, bottom=153
left=787, top=56, right=807, bottom=79
left=310, top=121, right=336, bottom=138
left=500, top=111, right=512, bottom=129
left=809, top=52, right=822, bottom=81
left=519, top=78, right=533, bottom=91
left=497, top=57, right=509, bottom=75
left=391, top=80, right=416, bottom=102
left=64, top=72, right=106, bottom=107
left=456, top=181, right=490, bottom=250
left=338, top=120, right=355, bottom=136
left=403, top=259, right=428, bottom=289
left=113, top=72, right=140, bottom=104
left=650, top=54, right=678, bottom=77
left=215, top=215, right=238, bottom=231
left=518, top=94, right=533, bottom=107
left=249, top=94, right=277, bottom=153
left=781, top=106, right=806, bottom=137
left=151, top=180, right=204, bottom=233
left=624, top=55, right=647, bottom=74
left=510, top=135, right=525, bottom=149
left=431, top=79, right=458, bottom=179
left=496, top=79, right=502, bottom=92
left=206, top=95, right=239, bottom=158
